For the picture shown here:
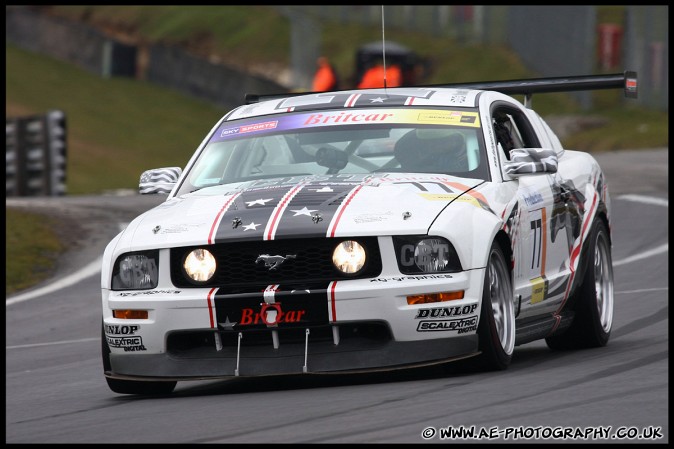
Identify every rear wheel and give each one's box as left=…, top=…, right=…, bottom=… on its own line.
left=546, top=219, right=613, bottom=350
left=476, top=242, right=516, bottom=370
left=101, top=322, right=177, bottom=395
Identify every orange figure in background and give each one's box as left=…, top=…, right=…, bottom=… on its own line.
left=312, top=56, right=339, bottom=92
left=357, top=62, right=402, bottom=89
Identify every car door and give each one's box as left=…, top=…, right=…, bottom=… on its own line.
left=491, top=104, right=569, bottom=319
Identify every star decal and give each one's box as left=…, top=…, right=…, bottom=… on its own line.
left=290, top=206, right=318, bottom=217
left=218, top=316, right=237, bottom=330
left=370, top=97, right=385, bottom=103
left=246, top=198, right=273, bottom=207
left=242, top=222, right=261, bottom=231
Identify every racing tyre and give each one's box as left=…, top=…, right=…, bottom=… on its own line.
left=546, top=219, right=613, bottom=350
left=101, top=323, right=177, bottom=395
left=476, top=242, right=516, bottom=370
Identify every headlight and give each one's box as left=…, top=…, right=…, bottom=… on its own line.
left=112, top=251, right=159, bottom=290
left=332, top=240, right=367, bottom=274
left=394, top=236, right=462, bottom=274
left=183, top=248, right=216, bottom=283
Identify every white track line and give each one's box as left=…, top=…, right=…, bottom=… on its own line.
left=6, top=222, right=127, bottom=306
left=616, top=194, right=668, bottom=207
left=6, top=258, right=102, bottom=306
left=613, top=244, right=668, bottom=267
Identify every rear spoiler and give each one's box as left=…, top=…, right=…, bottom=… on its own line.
left=430, top=71, right=638, bottom=108
left=245, top=71, right=638, bottom=107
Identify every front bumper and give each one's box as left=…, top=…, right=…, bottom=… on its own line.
left=103, top=267, right=485, bottom=380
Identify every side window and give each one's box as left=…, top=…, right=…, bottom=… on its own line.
left=492, top=107, right=540, bottom=161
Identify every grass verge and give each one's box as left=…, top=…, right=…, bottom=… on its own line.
left=6, top=209, right=65, bottom=296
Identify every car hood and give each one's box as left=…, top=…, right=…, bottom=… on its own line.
left=117, top=174, right=486, bottom=250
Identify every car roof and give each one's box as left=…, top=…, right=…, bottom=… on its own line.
left=226, top=87, right=492, bottom=121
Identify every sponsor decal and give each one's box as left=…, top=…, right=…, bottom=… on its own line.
left=106, top=335, right=147, bottom=351
left=304, top=112, right=394, bottom=125
left=419, top=193, right=484, bottom=209
left=415, top=304, right=478, bottom=318
left=239, top=303, right=307, bottom=326
left=416, top=316, right=478, bottom=332
left=158, top=223, right=205, bottom=234
left=105, top=324, right=140, bottom=335
left=212, top=109, right=482, bottom=144
left=219, top=120, right=278, bottom=137
left=416, top=111, right=480, bottom=127
left=530, top=276, right=547, bottom=304
left=521, top=189, right=544, bottom=208
left=117, top=290, right=181, bottom=297
left=370, top=274, right=454, bottom=282
left=353, top=211, right=393, bottom=223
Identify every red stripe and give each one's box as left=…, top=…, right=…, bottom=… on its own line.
left=328, top=184, right=364, bottom=237
left=329, top=281, right=338, bottom=322
left=556, top=190, right=599, bottom=314
left=405, top=97, right=415, bottom=105
left=570, top=192, right=597, bottom=268
left=265, top=185, right=304, bottom=240
left=345, top=94, right=360, bottom=107
left=208, top=193, right=240, bottom=244
left=206, top=287, right=217, bottom=328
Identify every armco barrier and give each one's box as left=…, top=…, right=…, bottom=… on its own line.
left=6, top=110, right=67, bottom=197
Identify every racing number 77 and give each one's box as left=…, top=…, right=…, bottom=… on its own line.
left=530, top=218, right=542, bottom=270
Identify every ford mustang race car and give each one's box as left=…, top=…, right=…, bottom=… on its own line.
left=101, top=71, right=637, bottom=395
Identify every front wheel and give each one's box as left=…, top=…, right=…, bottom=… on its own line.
left=546, top=219, right=613, bottom=350
left=475, top=242, right=516, bottom=370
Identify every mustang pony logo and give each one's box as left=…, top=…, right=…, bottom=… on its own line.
left=256, top=254, right=297, bottom=270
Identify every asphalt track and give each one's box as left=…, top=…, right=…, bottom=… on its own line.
left=5, top=149, right=668, bottom=443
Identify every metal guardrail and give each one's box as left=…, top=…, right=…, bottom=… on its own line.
left=6, top=110, right=67, bottom=197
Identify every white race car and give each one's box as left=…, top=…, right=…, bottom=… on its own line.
left=101, top=72, right=638, bottom=395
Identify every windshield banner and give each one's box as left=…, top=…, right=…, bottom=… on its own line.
left=211, top=109, right=480, bottom=143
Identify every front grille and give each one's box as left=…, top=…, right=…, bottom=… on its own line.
left=170, top=237, right=381, bottom=288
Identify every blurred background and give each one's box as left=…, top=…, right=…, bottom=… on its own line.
left=6, top=4, right=669, bottom=196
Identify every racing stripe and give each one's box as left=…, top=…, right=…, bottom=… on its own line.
left=271, top=182, right=357, bottom=239
left=206, top=287, right=217, bottom=329
left=209, top=192, right=242, bottom=244
left=344, top=94, right=361, bottom=107
left=213, top=178, right=374, bottom=242
left=213, top=184, right=294, bottom=242
left=327, top=184, right=367, bottom=237
left=264, top=184, right=306, bottom=240
left=263, top=284, right=280, bottom=304
left=328, top=281, right=338, bottom=322
left=405, top=97, right=415, bottom=105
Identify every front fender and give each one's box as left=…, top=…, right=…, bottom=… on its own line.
left=429, top=201, right=503, bottom=270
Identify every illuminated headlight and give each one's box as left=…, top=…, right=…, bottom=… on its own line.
left=183, top=248, right=216, bottom=283
left=394, top=236, right=462, bottom=274
left=112, top=251, right=159, bottom=290
left=332, top=240, right=367, bottom=274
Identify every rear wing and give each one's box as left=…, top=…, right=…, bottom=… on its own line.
left=245, top=71, right=638, bottom=107
left=429, top=71, right=638, bottom=108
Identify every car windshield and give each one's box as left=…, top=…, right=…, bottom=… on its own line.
left=175, top=107, right=489, bottom=196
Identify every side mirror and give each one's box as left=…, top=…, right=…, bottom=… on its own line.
left=504, top=148, right=558, bottom=177
left=139, top=167, right=182, bottom=194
